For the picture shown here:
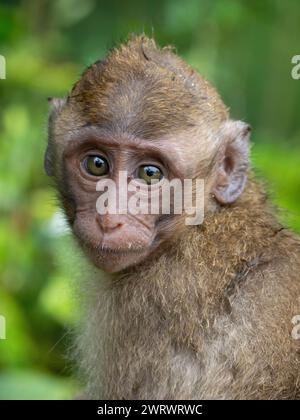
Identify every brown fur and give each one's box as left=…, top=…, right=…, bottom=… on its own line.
left=47, top=35, right=300, bottom=399
left=75, top=178, right=300, bottom=399
left=69, top=35, right=228, bottom=138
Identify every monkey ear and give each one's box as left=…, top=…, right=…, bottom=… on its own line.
left=212, top=120, right=251, bottom=204
left=45, top=97, right=67, bottom=176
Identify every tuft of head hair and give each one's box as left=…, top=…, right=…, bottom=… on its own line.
left=69, top=35, right=228, bottom=139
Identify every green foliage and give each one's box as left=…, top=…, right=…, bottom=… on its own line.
left=253, top=142, right=300, bottom=232
left=0, top=0, right=299, bottom=399
left=0, top=370, right=77, bottom=400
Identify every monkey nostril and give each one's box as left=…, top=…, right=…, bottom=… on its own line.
left=96, top=215, right=123, bottom=233
left=110, top=222, right=123, bottom=231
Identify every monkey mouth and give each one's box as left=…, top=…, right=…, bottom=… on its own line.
left=78, top=234, right=150, bottom=258
left=99, top=246, right=146, bottom=255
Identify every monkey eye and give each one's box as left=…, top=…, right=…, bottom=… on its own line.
left=83, top=155, right=109, bottom=177
left=137, top=165, right=163, bottom=185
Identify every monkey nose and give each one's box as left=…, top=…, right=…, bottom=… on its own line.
left=96, top=214, right=124, bottom=233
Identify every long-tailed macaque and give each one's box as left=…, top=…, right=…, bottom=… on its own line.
left=45, top=35, right=300, bottom=399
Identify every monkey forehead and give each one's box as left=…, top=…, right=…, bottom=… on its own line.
left=57, top=93, right=224, bottom=146
left=70, top=80, right=226, bottom=139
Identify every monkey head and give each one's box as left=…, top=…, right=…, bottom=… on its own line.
left=45, top=36, right=251, bottom=273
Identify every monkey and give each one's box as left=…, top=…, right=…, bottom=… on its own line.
left=45, top=35, right=300, bottom=400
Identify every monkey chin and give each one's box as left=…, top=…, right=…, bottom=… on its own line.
left=88, top=247, right=150, bottom=273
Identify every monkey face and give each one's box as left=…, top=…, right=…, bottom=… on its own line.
left=55, top=126, right=192, bottom=273
left=46, top=36, right=251, bottom=273
left=47, top=117, right=250, bottom=273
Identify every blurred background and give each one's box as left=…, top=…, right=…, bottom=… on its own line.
left=0, top=0, right=300, bottom=400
